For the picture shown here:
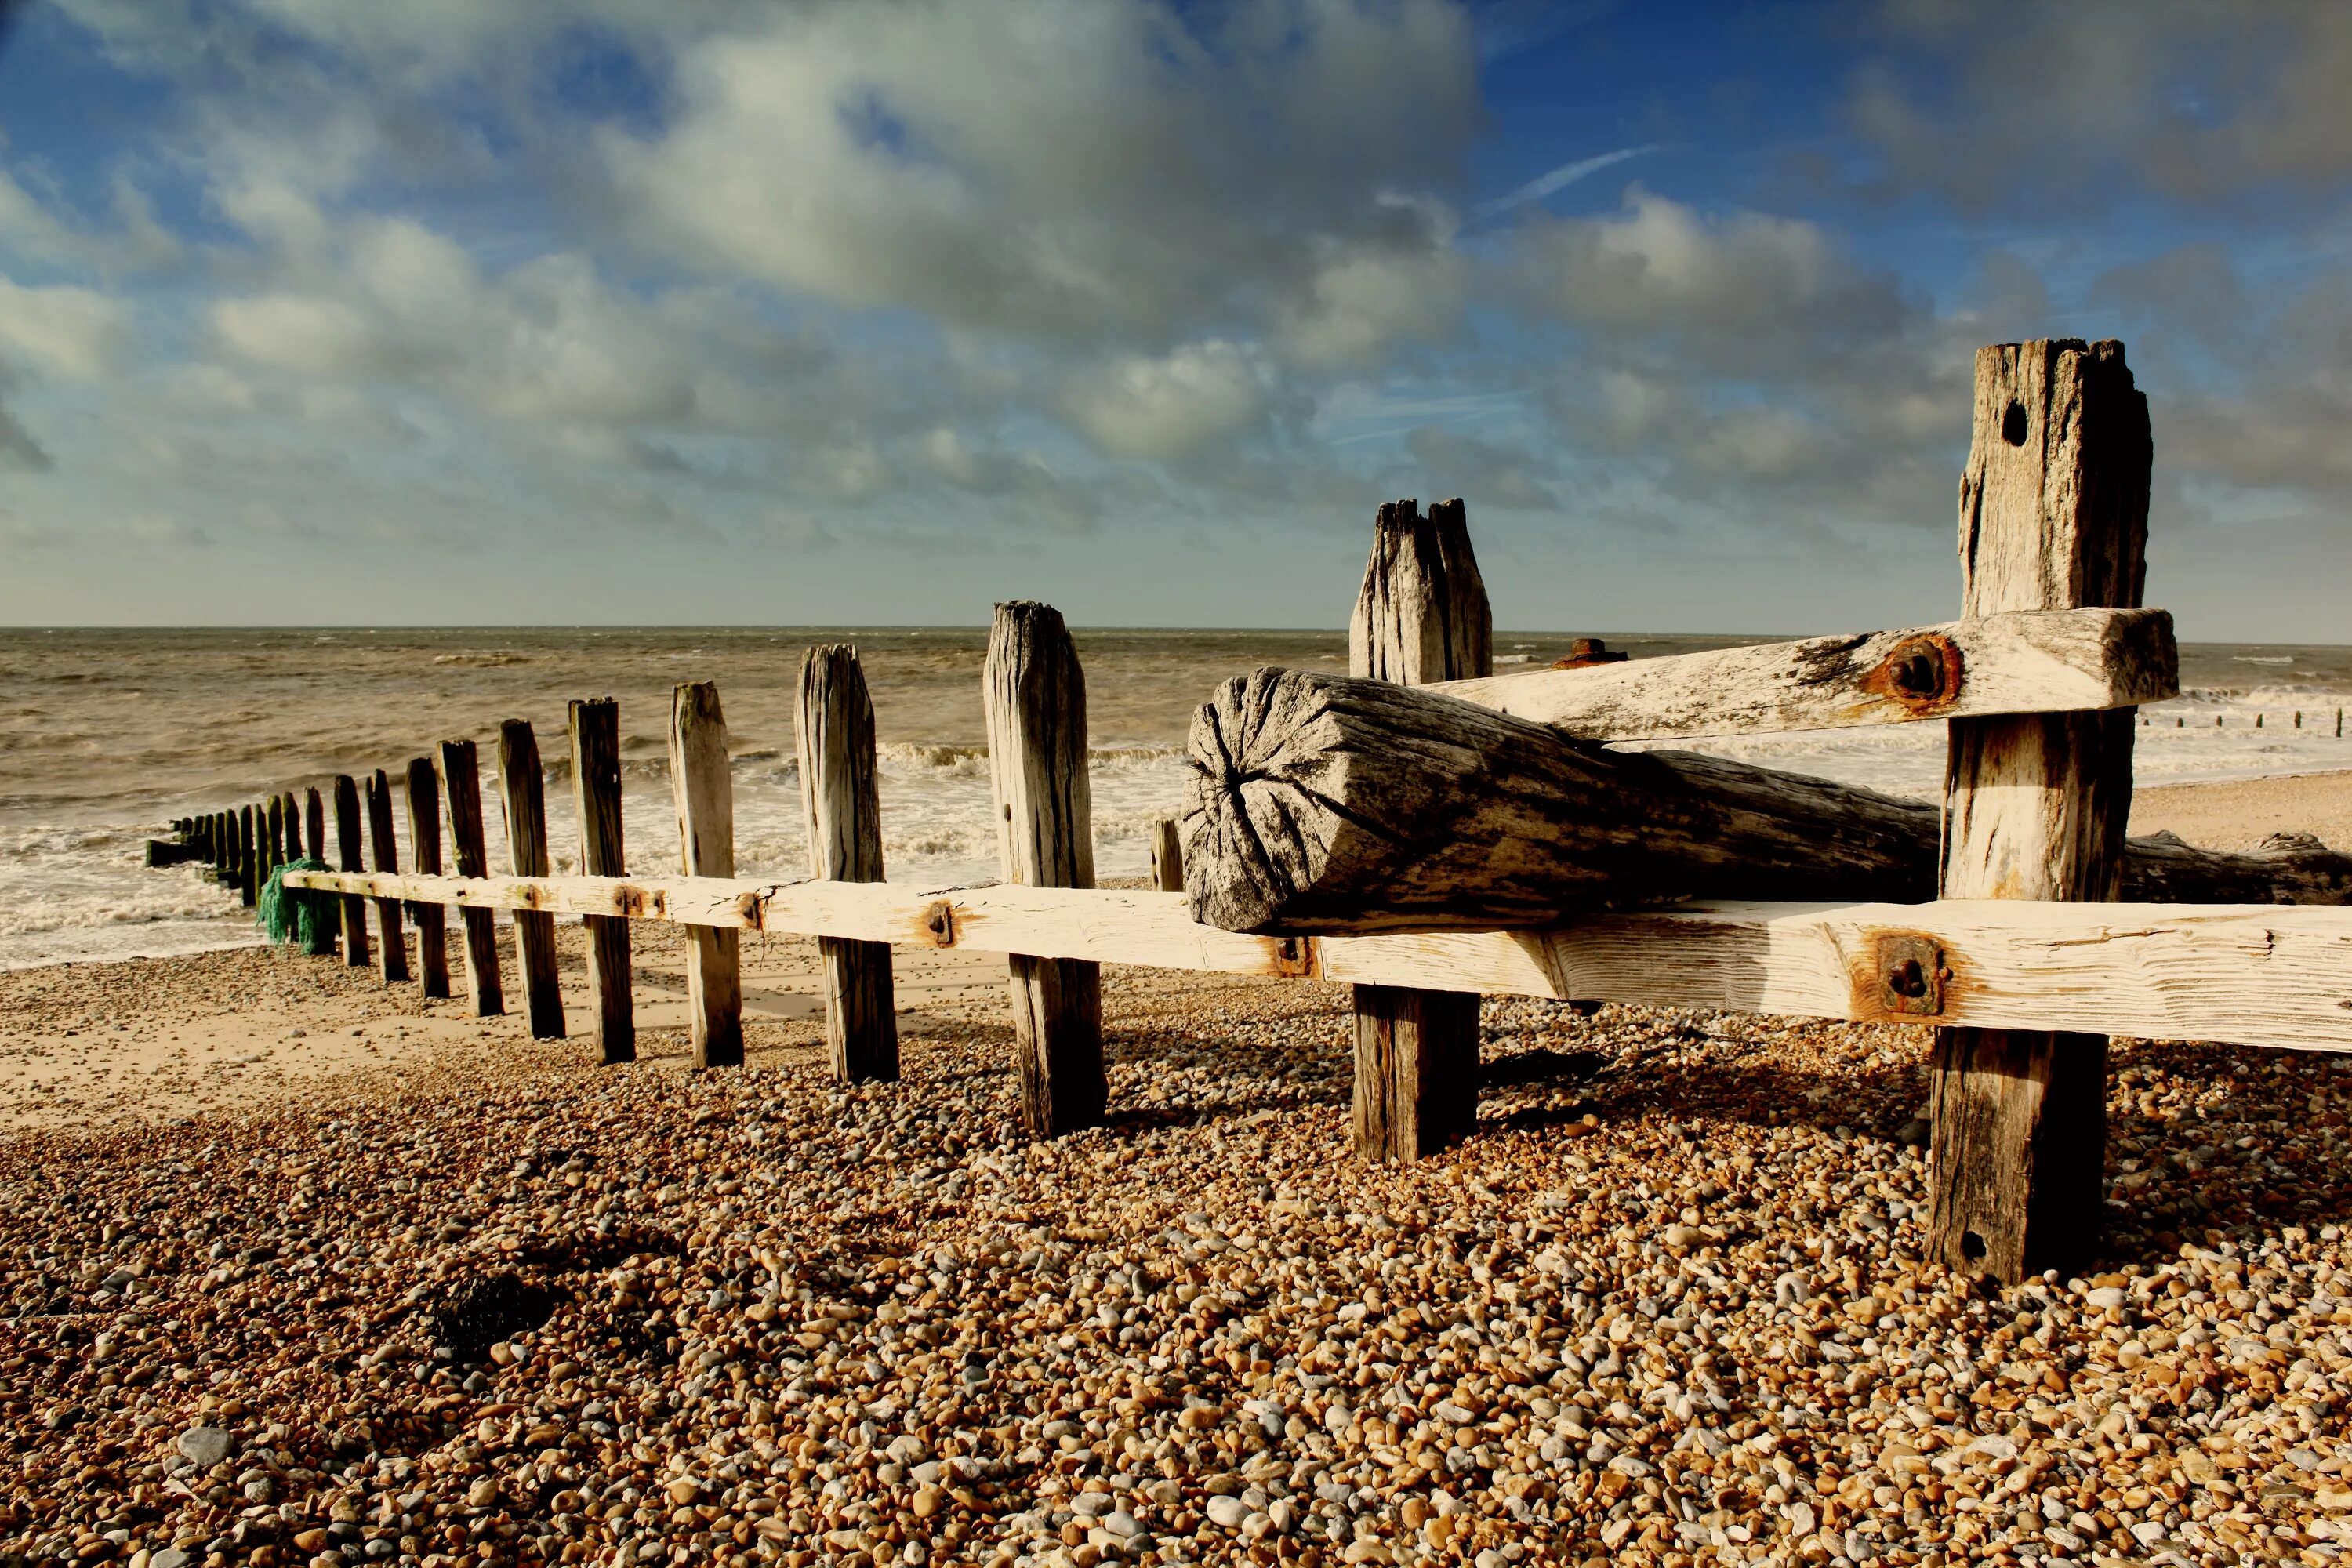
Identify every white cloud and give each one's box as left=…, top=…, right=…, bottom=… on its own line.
left=1065, top=341, right=1269, bottom=462
left=0, top=278, right=132, bottom=380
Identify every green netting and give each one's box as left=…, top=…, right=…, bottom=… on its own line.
left=260, top=857, right=339, bottom=955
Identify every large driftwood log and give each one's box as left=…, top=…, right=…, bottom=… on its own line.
left=1184, top=666, right=2352, bottom=935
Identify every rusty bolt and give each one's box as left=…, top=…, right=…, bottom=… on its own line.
left=1887, top=958, right=1929, bottom=998
left=1891, top=652, right=1942, bottom=699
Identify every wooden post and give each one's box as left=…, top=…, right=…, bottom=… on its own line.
left=440, top=740, right=504, bottom=1016
left=332, top=776, right=369, bottom=967
left=238, top=805, right=258, bottom=907
left=265, top=795, right=285, bottom=880
left=305, top=788, right=325, bottom=865
left=985, top=602, right=1105, bottom=1136
left=1349, top=497, right=1486, bottom=1161
left=496, top=720, right=565, bottom=1040
left=1929, top=339, right=2149, bottom=1284
left=404, top=758, right=451, bottom=1000
left=1149, top=817, right=1185, bottom=893
left=568, top=699, right=634, bottom=1065
left=797, top=645, right=898, bottom=1084
left=669, top=682, right=742, bottom=1068
left=365, top=769, right=410, bottom=984
left=282, top=793, right=301, bottom=861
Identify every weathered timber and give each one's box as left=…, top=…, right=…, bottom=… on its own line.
left=365, top=770, right=410, bottom=984
left=238, top=805, right=258, bottom=907
left=568, top=699, right=633, bottom=1065
left=145, top=838, right=205, bottom=868
left=1348, top=496, right=1490, bottom=1162
left=797, top=646, right=898, bottom=1084
left=1930, top=338, right=2150, bottom=1284
left=332, top=777, right=369, bottom=965
left=404, top=757, right=451, bottom=1000
left=497, top=720, right=564, bottom=1040
left=1440, top=607, right=2175, bottom=741
left=281, top=792, right=301, bottom=866
left=986, top=603, right=1105, bottom=1136
left=440, top=741, right=503, bottom=1016
left=278, top=870, right=2352, bottom=1056
left=670, top=682, right=742, bottom=1068
left=265, top=795, right=285, bottom=881
left=1149, top=817, right=1187, bottom=894
left=305, top=788, right=325, bottom=864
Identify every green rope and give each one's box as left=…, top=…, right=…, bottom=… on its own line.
left=259, top=857, right=339, bottom=955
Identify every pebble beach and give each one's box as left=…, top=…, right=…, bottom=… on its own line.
left=5, top=775, right=2352, bottom=1568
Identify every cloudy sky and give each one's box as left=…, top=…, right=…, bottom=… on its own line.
left=2, top=0, right=2348, bottom=636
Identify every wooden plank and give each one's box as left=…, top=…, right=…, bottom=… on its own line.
left=439, top=740, right=503, bottom=1016
left=797, top=646, right=898, bottom=1084
left=1931, top=337, right=2150, bottom=1284
left=986, top=602, right=1104, bottom=1136
left=1348, top=496, right=1487, bottom=1162
left=404, top=757, right=451, bottom=1000
left=278, top=869, right=2352, bottom=1054
left=365, top=769, right=410, bottom=984
left=568, top=698, right=633, bottom=1065
left=331, top=783, right=366, bottom=961
left=1149, top=817, right=1186, bottom=893
left=669, top=682, right=741, bottom=1068
left=497, top=720, right=565, bottom=1039
left=1439, top=607, right=2175, bottom=742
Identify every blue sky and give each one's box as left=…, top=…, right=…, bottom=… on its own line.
left=2, top=0, right=2348, bottom=637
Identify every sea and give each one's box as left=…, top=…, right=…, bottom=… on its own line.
left=3, top=626, right=2350, bottom=973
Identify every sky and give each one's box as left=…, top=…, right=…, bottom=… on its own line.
left=1, top=0, right=2349, bottom=638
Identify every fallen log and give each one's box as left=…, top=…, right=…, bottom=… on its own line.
left=1183, top=667, right=2352, bottom=934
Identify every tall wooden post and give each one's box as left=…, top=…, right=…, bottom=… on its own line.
left=404, top=758, right=451, bottom=1000
left=1929, top=339, right=2149, bottom=1283
left=1149, top=818, right=1186, bottom=893
left=669, top=682, right=743, bottom=1068
left=332, top=776, right=369, bottom=967
left=441, top=740, right=504, bottom=1016
left=985, top=602, right=1105, bottom=1137
left=497, top=720, right=565, bottom=1039
left=238, top=805, right=258, bottom=908
left=365, top=769, right=410, bottom=984
left=304, top=788, right=325, bottom=865
left=1349, top=498, right=1489, bottom=1162
left=797, top=645, right=898, bottom=1083
left=264, top=795, right=285, bottom=881
left=281, top=793, right=301, bottom=862
left=211, top=811, right=228, bottom=877
left=568, top=699, right=634, bottom=1065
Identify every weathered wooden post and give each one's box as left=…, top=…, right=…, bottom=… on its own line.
left=568, top=699, right=634, bottom=1065
left=797, top=645, right=898, bottom=1083
left=281, top=792, right=301, bottom=862
left=265, top=795, right=285, bottom=880
left=496, top=720, right=565, bottom=1039
left=365, top=769, right=411, bottom=984
left=404, top=757, right=451, bottom=1000
left=1929, top=339, right=2149, bottom=1284
left=1149, top=817, right=1186, bottom=893
left=440, top=740, right=504, bottom=1016
left=238, top=805, right=258, bottom=907
left=669, top=682, right=743, bottom=1068
left=332, top=776, right=370, bottom=967
left=1350, top=498, right=1486, bottom=1162
left=985, top=603, right=1105, bottom=1136
left=304, top=788, right=325, bottom=866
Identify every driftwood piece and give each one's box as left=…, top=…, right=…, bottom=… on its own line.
left=986, top=602, right=1105, bottom=1137
left=670, top=681, right=742, bottom=1069
left=568, top=698, right=634, bottom=1065
left=499, top=720, right=566, bottom=1040
left=1439, top=607, right=2175, bottom=741
left=365, top=770, right=411, bottom=984
left=1930, top=338, right=2150, bottom=1284
left=440, top=740, right=504, bottom=1016
left=331, top=779, right=368, bottom=966
left=797, top=645, right=898, bottom=1084
left=404, top=758, right=451, bottom=1000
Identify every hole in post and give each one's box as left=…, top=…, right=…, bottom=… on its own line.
left=2001, top=400, right=2027, bottom=446
left=1962, top=1230, right=1987, bottom=1261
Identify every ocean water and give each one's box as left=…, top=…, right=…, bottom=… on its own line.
left=2, top=626, right=2348, bottom=972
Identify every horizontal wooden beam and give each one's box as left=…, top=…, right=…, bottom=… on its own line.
left=282, top=869, right=2351, bottom=1053
left=1435, top=606, right=2176, bottom=740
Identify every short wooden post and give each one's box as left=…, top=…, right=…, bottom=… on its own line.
left=404, top=757, right=451, bottom=1000
left=496, top=720, right=565, bottom=1039
left=209, top=811, right=226, bottom=877
left=238, top=804, right=258, bottom=907
left=440, top=740, right=504, bottom=1016
left=669, top=682, right=742, bottom=1068
left=332, top=776, right=370, bottom=967
left=304, top=788, right=325, bottom=865
left=1149, top=817, right=1185, bottom=893
left=985, top=602, right=1105, bottom=1136
left=365, top=769, right=410, bottom=984
left=1348, top=497, right=1488, bottom=1161
left=568, top=699, right=634, bottom=1065
left=281, top=792, right=300, bottom=860
left=1929, top=339, right=2149, bottom=1284
left=797, top=645, right=898, bottom=1083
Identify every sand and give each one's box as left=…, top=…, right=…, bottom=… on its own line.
left=2129, top=768, right=2352, bottom=854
